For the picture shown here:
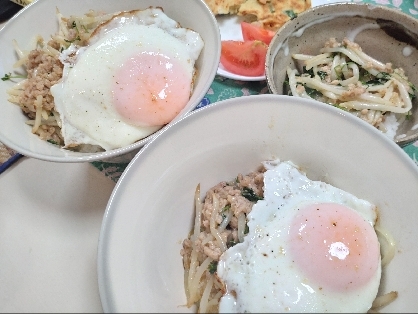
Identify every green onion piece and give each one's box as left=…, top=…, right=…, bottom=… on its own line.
left=208, top=261, right=218, bottom=274
left=47, top=139, right=59, bottom=145
left=304, top=86, right=323, bottom=98
left=64, top=35, right=81, bottom=43
left=1, top=72, right=26, bottom=81
left=241, top=187, right=263, bottom=202
left=317, top=70, right=327, bottom=80
left=334, top=65, right=343, bottom=79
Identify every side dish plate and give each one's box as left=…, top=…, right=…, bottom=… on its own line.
left=216, top=0, right=349, bottom=81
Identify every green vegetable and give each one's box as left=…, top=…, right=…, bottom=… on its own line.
left=409, top=82, right=417, bottom=92
left=302, top=66, right=315, bottom=78
left=316, top=71, right=327, bottom=80
left=302, top=66, right=326, bottom=80
left=285, top=10, right=297, bottom=19
left=334, top=65, right=343, bottom=80
left=64, top=35, right=81, bottom=43
left=244, top=223, right=249, bottom=234
left=331, top=103, right=349, bottom=111
left=337, top=62, right=356, bottom=80
left=304, top=86, right=323, bottom=99
left=406, top=111, right=412, bottom=120
left=359, top=68, right=373, bottom=84
left=222, top=204, right=231, bottom=212
left=241, top=187, right=263, bottom=202
left=47, top=139, right=59, bottom=145
left=1, top=72, right=26, bottom=81
left=208, top=261, right=218, bottom=274
left=365, top=78, right=389, bottom=86
left=409, top=82, right=417, bottom=101
left=376, top=72, right=391, bottom=80
left=221, top=204, right=230, bottom=220
left=364, top=72, right=391, bottom=86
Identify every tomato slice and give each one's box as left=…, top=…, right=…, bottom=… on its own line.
left=241, top=22, right=275, bottom=45
left=220, top=40, right=267, bottom=77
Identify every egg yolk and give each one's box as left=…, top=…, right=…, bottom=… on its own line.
left=288, top=203, right=380, bottom=291
left=112, top=51, right=192, bottom=127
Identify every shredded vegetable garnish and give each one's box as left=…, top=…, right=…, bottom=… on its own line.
left=287, top=38, right=416, bottom=138
left=5, top=9, right=118, bottom=146
left=1, top=72, right=26, bottom=81
left=180, top=167, right=265, bottom=313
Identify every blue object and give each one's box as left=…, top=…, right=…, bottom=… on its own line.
left=195, top=97, right=211, bottom=109
left=0, top=153, right=23, bottom=174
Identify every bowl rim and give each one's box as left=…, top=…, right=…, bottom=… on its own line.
left=97, top=93, right=418, bottom=312
left=0, top=0, right=221, bottom=163
left=265, top=2, right=418, bottom=148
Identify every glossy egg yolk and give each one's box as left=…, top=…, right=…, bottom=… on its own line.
left=112, top=51, right=192, bottom=127
left=288, top=202, right=380, bottom=291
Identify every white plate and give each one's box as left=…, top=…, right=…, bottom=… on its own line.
left=217, top=15, right=266, bottom=81
left=216, top=0, right=349, bottom=81
left=97, top=94, right=418, bottom=312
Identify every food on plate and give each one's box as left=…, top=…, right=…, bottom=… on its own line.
left=204, top=0, right=246, bottom=15
left=241, top=21, right=274, bottom=45
left=4, top=7, right=204, bottom=151
left=238, top=0, right=310, bottom=31
left=180, top=159, right=397, bottom=313
left=220, top=40, right=267, bottom=76
left=219, top=22, right=270, bottom=77
left=287, top=38, right=416, bottom=140
left=212, top=0, right=311, bottom=77
left=205, top=0, right=311, bottom=31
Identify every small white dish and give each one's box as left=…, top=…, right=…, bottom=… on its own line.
left=215, top=0, right=348, bottom=81
left=97, top=94, right=418, bottom=312
left=217, top=15, right=266, bottom=81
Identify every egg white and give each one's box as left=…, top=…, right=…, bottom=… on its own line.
left=50, top=7, right=203, bottom=150
left=217, top=160, right=381, bottom=313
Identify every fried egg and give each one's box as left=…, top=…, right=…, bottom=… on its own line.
left=50, top=7, right=204, bottom=150
left=217, top=160, right=381, bottom=313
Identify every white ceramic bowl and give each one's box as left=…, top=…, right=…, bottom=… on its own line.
left=265, top=3, right=418, bottom=147
left=0, top=0, right=220, bottom=162
left=98, top=94, right=418, bottom=312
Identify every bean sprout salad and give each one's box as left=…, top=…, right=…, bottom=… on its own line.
left=286, top=38, right=416, bottom=138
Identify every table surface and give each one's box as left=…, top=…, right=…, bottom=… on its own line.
left=0, top=159, right=113, bottom=312
left=1, top=0, right=418, bottom=312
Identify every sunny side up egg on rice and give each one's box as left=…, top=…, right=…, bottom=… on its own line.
left=5, top=7, right=204, bottom=151
left=181, top=159, right=397, bottom=313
